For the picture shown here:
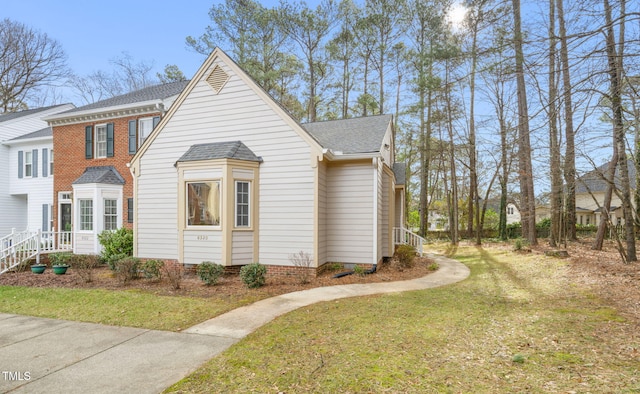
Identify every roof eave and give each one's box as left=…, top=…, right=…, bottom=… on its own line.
left=323, top=149, right=380, bottom=161
left=44, top=99, right=166, bottom=126
left=2, top=135, right=52, bottom=146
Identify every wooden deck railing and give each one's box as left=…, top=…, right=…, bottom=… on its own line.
left=393, top=227, right=425, bottom=256
left=0, top=229, right=73, bottom=275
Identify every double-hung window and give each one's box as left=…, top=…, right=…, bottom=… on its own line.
left=49, top=150, right=54, bottom=176
left=235, top=181, right=250, bottom=227
left=95, top=125, right=107, bottom=158
left=79, top=199, right=93, bottom=231
left=104, top=199, right=118, bottom=230
left=24, top=151, right=32, bottom=177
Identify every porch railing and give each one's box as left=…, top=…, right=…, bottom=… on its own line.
left=0, top=228, right=73, bottom=275
left=393, top=227, right=426, bottom=256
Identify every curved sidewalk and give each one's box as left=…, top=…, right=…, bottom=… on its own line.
left=184, top=253, right=469, bottom=338
left=0, top=253, right=468, bottom=394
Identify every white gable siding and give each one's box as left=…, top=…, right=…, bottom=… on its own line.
left=136, top=58, right=316, bottom=264
left=326, top=163, right=374, bottom=264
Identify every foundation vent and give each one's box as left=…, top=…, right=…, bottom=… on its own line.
left=206, top=65, right=230, bottom=94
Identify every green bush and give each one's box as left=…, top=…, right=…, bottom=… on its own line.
left=395, top=244, right=416, bottom=268
left=142, top=259, right=164, bottom=281
left=49, top=252, right=73, bottom=266
left=114, top=257, right=140, bottom=283
left=536, top=217, right=551, bottom=229
left=197, top=262, right=224, bottom=286
left=240, top=262, right=267, bottom=289
left=353, top=265, right=365, bottom=277
left=98, top=228, right=133, bottom=268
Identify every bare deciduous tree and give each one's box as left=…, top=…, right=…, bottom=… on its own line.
left=0, top=18, right=69, bottom=112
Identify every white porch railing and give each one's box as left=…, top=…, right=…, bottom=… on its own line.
left=393, top=227, right=426, bottom=256
left=0, top=228, right=73, bottom=275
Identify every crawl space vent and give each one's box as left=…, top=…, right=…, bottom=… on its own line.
left=206, top=65, right=230, bottom=94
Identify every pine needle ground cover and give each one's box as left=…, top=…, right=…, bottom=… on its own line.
left=167, top=244, right=639, bottom=393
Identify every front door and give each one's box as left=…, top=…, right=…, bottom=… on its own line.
left=60, top=203, right=72, bottom=232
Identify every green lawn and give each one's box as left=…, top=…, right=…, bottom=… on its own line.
left=166, top=244, right=640, bottom=393
left=0, top=287, right=244, bottom=331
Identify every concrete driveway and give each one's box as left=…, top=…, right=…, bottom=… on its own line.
left=0, top=253, right=469, bottom=393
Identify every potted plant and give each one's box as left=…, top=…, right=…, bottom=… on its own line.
left=49, top=252, right=72, bottom=275
left=30, top=263, right=46, bottom=274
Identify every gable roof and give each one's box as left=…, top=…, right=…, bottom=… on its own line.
left=130, top=48, right=324, bottom=167
left=177, top=141, right=263, bottom=163
left=576, top=159, right=637, bottom=193
left=302, top=115, right=392, bottom=154
left=0, top=104, right=72, bottom=124
left=59, top=81, right=190, bottom=115
left=72, top=166, right=125, bottom=185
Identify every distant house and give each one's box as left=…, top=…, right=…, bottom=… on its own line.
left=44, top=81, right=189, bottom=254
left=130, top=48, right=407, bottom=273
left=0, top=104, right=75, bottom=236
left=575, top=160, right=636, bottom=227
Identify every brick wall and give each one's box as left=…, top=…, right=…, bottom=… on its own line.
left=52, top=112, right=162, bottom=231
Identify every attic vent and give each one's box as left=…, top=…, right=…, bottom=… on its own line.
left=206, top=65, right=229, bottom=94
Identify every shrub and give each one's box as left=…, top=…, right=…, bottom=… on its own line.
left=513, top=238, right=525, bottom=251
left=395, top=244, right=416, bottom=268
left=162, top=262, right=183, bottom=290
left=353, top=265, right=365, bottom=277
left=114, top=257, right=140, bottom=283
left=197, top=262, right=224, bottom=286
left=288, top=251, right=313, bottom=284
left=240, top=262, right=267, bottom=289
left=49, top=252, right=73, bottom=266
left=98, top=228, right=133, bottom=267
left=69, top=254, right=100, bottom=283
left=105, top=253, right=129, bottom=271
left=142, top=259, right=164, bottom=281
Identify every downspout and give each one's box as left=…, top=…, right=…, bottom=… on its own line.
left=372, top=157, right=379, bottom=267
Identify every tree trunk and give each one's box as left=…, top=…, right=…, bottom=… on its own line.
left=512, top=0, right=537, bottom=245
left=604, top=0, right=635, bottom=261
left=549, top=0, right=562, bottom=247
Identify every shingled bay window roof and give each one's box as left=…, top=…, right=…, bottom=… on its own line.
left=176, top=141, right=263, bottom=164
left=72, top=166, right=125, bottom=185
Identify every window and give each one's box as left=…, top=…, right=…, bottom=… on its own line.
left=24, top=151, right=32, bottom=177
left=49, top=150, right=54, bottom=176
left=79, top=199, right=93, bottom=231
left=138, top=118, right=153, bottom=148
left=104, top=199, right=118, bottom=230
left=235, top=181, right=250, bottom=227
left=95, top=125, right=107, bottom=158
left=187, top=181, right=221, bottom=226
left=507, top=206, right=514, bottom=215
left=127, top=198, right=134, bottom=223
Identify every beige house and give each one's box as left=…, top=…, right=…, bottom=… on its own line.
left=575, top=160, right=635, bottom=227
left=129, top=48, right=407, bottom=273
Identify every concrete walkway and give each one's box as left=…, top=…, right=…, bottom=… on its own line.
left=0, top=253, right=469, bottom=394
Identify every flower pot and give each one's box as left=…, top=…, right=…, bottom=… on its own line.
left=52, top=265, right=69, bottom=275
left=31, top=265, right=46, bottom=274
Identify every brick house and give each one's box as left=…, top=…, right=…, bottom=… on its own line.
left=44, top=81, right=188, bottom=254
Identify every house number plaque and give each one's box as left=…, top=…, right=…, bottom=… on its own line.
left=196, top=235, right=208, bottom=240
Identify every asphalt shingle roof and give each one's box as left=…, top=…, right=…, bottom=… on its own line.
left=72, top=166, right=126, bottom=185
left=7, top=127, right=52, bottom=141
left=302, top=114, right=392, bottom=154
left=61, top=80, right=189, bottom=115
left=576, top=159, right=637, bottom=193
left=0, top=104, right=72, bottom=124
left=393, top=162, right=406, bottom=185
left=177, top=141, right=262, bottom=163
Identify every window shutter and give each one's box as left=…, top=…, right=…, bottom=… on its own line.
left=127, top=198, right=134, bottom=223
left=42, top=148, right=48, bottom=177
left=32, top=149, right=38, bottom=178
left=153, top=116, right=160, bottom=128
left=128, top=120, right=137, bottom=154
left=42, top=204, right=49, bottom=231
left=85, top=126, right=93, bottom=159
left=106, top=123, right=114, bottom=157
left=18, top=151, right=23, bottom=178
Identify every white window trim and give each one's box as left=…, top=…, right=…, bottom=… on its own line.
left=79, top=199, right=93, bottom=231
left=138, top=117, right=153, bottom=148
left=24, top=151, right=32, bottom=178
left=95, top=124, right=107, bottom=159
left=104, top=198, right=118, bottom=231
left=235, top=180, right=251, bottom=228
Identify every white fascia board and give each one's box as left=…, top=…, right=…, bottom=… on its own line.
left=44, top=100, right=162, bottom=124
